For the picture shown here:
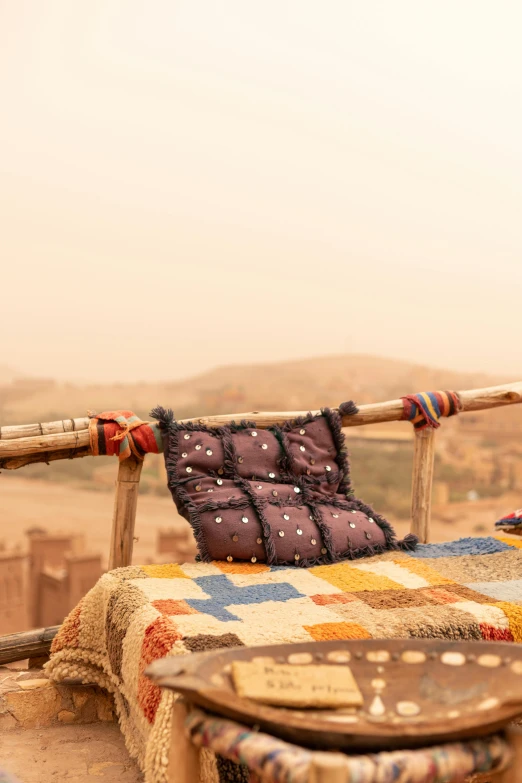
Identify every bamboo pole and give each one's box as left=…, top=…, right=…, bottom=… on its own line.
left=0, top=428, right=90, bottom=458
left=0, top=381, right=521, bottom=467
left=410, top=428, right=436, bottom=543
left=0, top=417, right=89, bottom=441
left=108, top=455, right=143, bottom=569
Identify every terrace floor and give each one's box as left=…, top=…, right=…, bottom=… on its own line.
left=0, top=723, right=142, bottom=783
left=0, top=662, right=142, bottom=783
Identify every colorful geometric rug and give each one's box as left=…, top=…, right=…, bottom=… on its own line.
left=46, top=536, right=522, bottom=783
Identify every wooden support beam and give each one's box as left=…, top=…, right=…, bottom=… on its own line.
left=0, top=445, right=91, bottom=470
left=167, top=699, right=202, bottom=783
left=1, top=381, right=521, bottom=468
left=309, top=752, right=349, bottom=782
left=410, top=428, right=436, bottom=543
left=108, top=456, right=143, bottom=569
left=498, top=727, right=522, bottom=782
left=181, top=381, right=522, bottom=429
left=0, top=625, right=59, bottom=665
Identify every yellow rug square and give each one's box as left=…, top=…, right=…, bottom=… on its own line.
left=310, top=563, right=404, bottom=592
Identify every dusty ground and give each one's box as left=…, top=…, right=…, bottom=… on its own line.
left=0, top=723, right=142, bottom=782
left=0, top=475, right=188, bottom=568
left=393, top=492, right=521, bottom=543
left=1, top=475, right=519, bottom=568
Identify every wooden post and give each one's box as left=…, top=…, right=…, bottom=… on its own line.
left=108, top=456, right=143, bottom=570
left=309, top=752, right=348, bottom=783
left=499, top=727, right=522, bottom=782
left=167, top=699, right=201, bottom=783
left=410, top=428, right=436, bottom=543
left=0, top=625, right=59, bottom=665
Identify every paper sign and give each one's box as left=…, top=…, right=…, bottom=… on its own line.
left=231, top=661, right=363, bottom=708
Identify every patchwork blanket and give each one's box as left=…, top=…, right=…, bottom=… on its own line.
left=46, top=536, right=522, bottom=783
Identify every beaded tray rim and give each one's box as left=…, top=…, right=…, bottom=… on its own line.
left=147, top=638, right=522, bottom=750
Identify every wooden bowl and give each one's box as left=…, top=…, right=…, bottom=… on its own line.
left=147, top=638, right=522, bottom=750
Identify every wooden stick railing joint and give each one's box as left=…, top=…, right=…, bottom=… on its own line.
left=1, top=382, right=521, bottom=467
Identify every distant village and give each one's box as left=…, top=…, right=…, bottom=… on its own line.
left=0, top=526, right=197, bottom=635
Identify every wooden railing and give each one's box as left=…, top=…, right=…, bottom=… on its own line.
left=1, top=381, right=522, bottom=569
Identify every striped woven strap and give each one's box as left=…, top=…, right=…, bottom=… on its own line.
left=88, top=410, right=163, bottom=461
left=401, top=391, right=461, bottom=430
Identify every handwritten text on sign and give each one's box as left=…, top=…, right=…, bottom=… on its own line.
left=231, top=661, right=363, bottom=708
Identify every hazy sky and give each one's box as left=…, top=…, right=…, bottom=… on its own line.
left=1, top=1, right=521, bottom=383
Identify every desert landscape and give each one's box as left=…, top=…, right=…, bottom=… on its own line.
left=2, top=4, right=522, bottom=779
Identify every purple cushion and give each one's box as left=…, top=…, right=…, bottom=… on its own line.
left=152, top=405, right=417, bottom=566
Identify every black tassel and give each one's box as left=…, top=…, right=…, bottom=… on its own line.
left=280, top=412, right=318, bottom=433
left=338, top=400, right=358, bottom=417
left=228, top=420, right=259, bottom=433
left=149, top=406, right=176, bottom=429
left=398, top=533, right=419, bottom=551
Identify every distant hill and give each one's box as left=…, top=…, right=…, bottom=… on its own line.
left=0, top=365, right=22, bottom=385
left=164, top=354, right=501, bottom=412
